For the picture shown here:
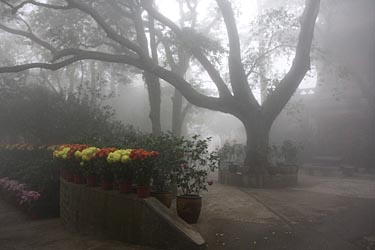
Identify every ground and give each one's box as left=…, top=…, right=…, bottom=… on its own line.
left=196, top=174, right=375, bottom=250
left=0, top=173, right=374, bottom=250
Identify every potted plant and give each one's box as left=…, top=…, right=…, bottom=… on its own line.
left=146, top=133, right=185, bottom=208
left=268, top=140, right=300, bottom=175
left=53, top=145, right=74, bottom=181
left=53, top=144, right=88, bottom=182
left=75, top=147, right=100, bottom=187
left=107, top=149, right=133, bottom=193
left=93, top=147, right=118, bottom=190
left=130, top=149, right=160, bottom=198
left=176, top=135, right=218, bottom=224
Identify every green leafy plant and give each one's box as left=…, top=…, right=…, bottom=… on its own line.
left=141, top=133, right=185, bottom=192
left=217, top=142, right=246, bottom=163
left=176, top=135, right=218, bottom=196
left=269, top=140, right=300, bottom=166
left=107, top=149, right=133, bottom=181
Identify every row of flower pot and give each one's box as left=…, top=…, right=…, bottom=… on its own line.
left=54, top=140, right=218, bottom=224
left=62, top=171, right=154, bottom=198
left=61, top=172, right=203, bottom=223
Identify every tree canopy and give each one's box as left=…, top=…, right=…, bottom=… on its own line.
left=0, top=0, right=321, bottom=173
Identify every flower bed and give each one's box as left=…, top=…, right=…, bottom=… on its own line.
left=0, top=144, right=60, bottom=218
left=0, top=134, right=219, bottom=223
left=54, top=144, right=161, bottom=197
left=54, top=136, right=218, bottom=224
left=0, top=177, right=42, bottom=217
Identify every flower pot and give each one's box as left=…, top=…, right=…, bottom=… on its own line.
left=61, top=170, right=67, bottom=180
left=151, top=191, right=172, bottom=208
left=74, top=174, right=85, bottom=184
left=119, top=180, right=132, bottom=193
left=176, top=195, right=202, bottom=224
left=136, top=186, right=150, bottom=198
left=268, top=166, right=279, bottom=175
left=66, top=171, right=74, bottom=182
left=228, top=164, right=238, bottom=173
left=86, top=175, right=97, bottom=187
left=132, top=184, right=137, bottom=194
left=101, top=179, right=113, bottom=191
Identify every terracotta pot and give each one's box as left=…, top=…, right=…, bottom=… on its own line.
left=101, top=179, right=113, bottom=191
left=61, top=170, right=67, bottom=180
left=151, top=191, right=172, bottom=208
left=268, top=166, right=279, bottom=175
left=30, top=211, right=38, bottom=219
left=119, top=180, right=132, bottom=193
left=86, top=175, right=97, bottom=187
left=132, top=184, right=137, bottom=193
left=228, top=164, right=239, bottom=173
left=176, top=195, right=202, bottom=224
left=73, top=174, right=85, bottom=184
left=66, top=171, right=74, bottom=182
left=136, top=186, right=151, bottom=198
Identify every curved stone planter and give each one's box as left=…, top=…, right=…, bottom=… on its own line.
left=219, top=167, right=298, bottom=188
left=60, top=179, right=206, bottom=250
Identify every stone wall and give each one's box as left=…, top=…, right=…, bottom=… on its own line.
left=60, top=179, right=206, bottom=250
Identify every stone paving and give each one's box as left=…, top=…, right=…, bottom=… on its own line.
left=1, top=173, right=374, bottom=250
left=196, top=173, right=375, bottom=250
left=293, top=174, right=375, bottom=199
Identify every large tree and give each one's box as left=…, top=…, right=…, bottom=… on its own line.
left=0, top=0, right=320, bottom=174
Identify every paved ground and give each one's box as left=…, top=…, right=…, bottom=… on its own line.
left=196, top=173, right=375, bottom=250
left=1, top=173, right=375, bottom=250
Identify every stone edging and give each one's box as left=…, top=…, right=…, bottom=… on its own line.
left=60, top=179, right=206, bottom=250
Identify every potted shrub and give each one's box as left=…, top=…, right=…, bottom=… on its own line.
left=176, top=135, right=218, bottom=224
left=130, top=149, right=160, bottom=198
left=53, top=144, right=89, bottom=182
left=146, top=133, right=185, bottom=208
left=268, top=140, right=300, bottom=175
left=94, top=147, right=118, bottom=190
left=75, top=147, right=100, bottom=187
left=107, top=149, right=134, bottom=193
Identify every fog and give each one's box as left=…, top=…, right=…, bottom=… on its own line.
left=0, top=0, right=374, bottom=249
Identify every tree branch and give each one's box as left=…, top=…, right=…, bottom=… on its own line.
left=0, top=57, right=81, bottom=73
left=216, top=0, right=259, bottom=108
left=66, top=0, right=145, bottom=57
left=245, top=44, right=296, bottom=78
left=261, top=0, right=321, bottom=124
left=0, top=24, right=58, bottom=55
left=5, top=0, right=71, bottom=14
left=141, top=0, right=232, bottom=99
left=0, top=49, right=229, bottom=113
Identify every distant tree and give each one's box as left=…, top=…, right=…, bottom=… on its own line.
left=314, top=0, right=375, bottom=168
left=0, top=0, right=320, bottom=175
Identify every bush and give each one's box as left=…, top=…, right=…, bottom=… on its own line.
left=0, top=83, right=138, bottom=146
left=0, top=145, right=59, bottom=217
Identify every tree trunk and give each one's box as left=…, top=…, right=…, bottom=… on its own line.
left=172, top=89, right=183, bottom=137
left=243, top=118, right=271, bottom=175
left=144, top=72, right=162, bottom=135
left=90, top=61, right=97, bottom=105
left=132, top=3, right=162, bottom=136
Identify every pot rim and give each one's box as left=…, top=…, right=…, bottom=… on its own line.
left=151, top=191, right=172, bottom=194
left=177, top=194, right=202, bottom=199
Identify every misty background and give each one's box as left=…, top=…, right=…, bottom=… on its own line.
left=0, top=0, right=373, bottom=168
